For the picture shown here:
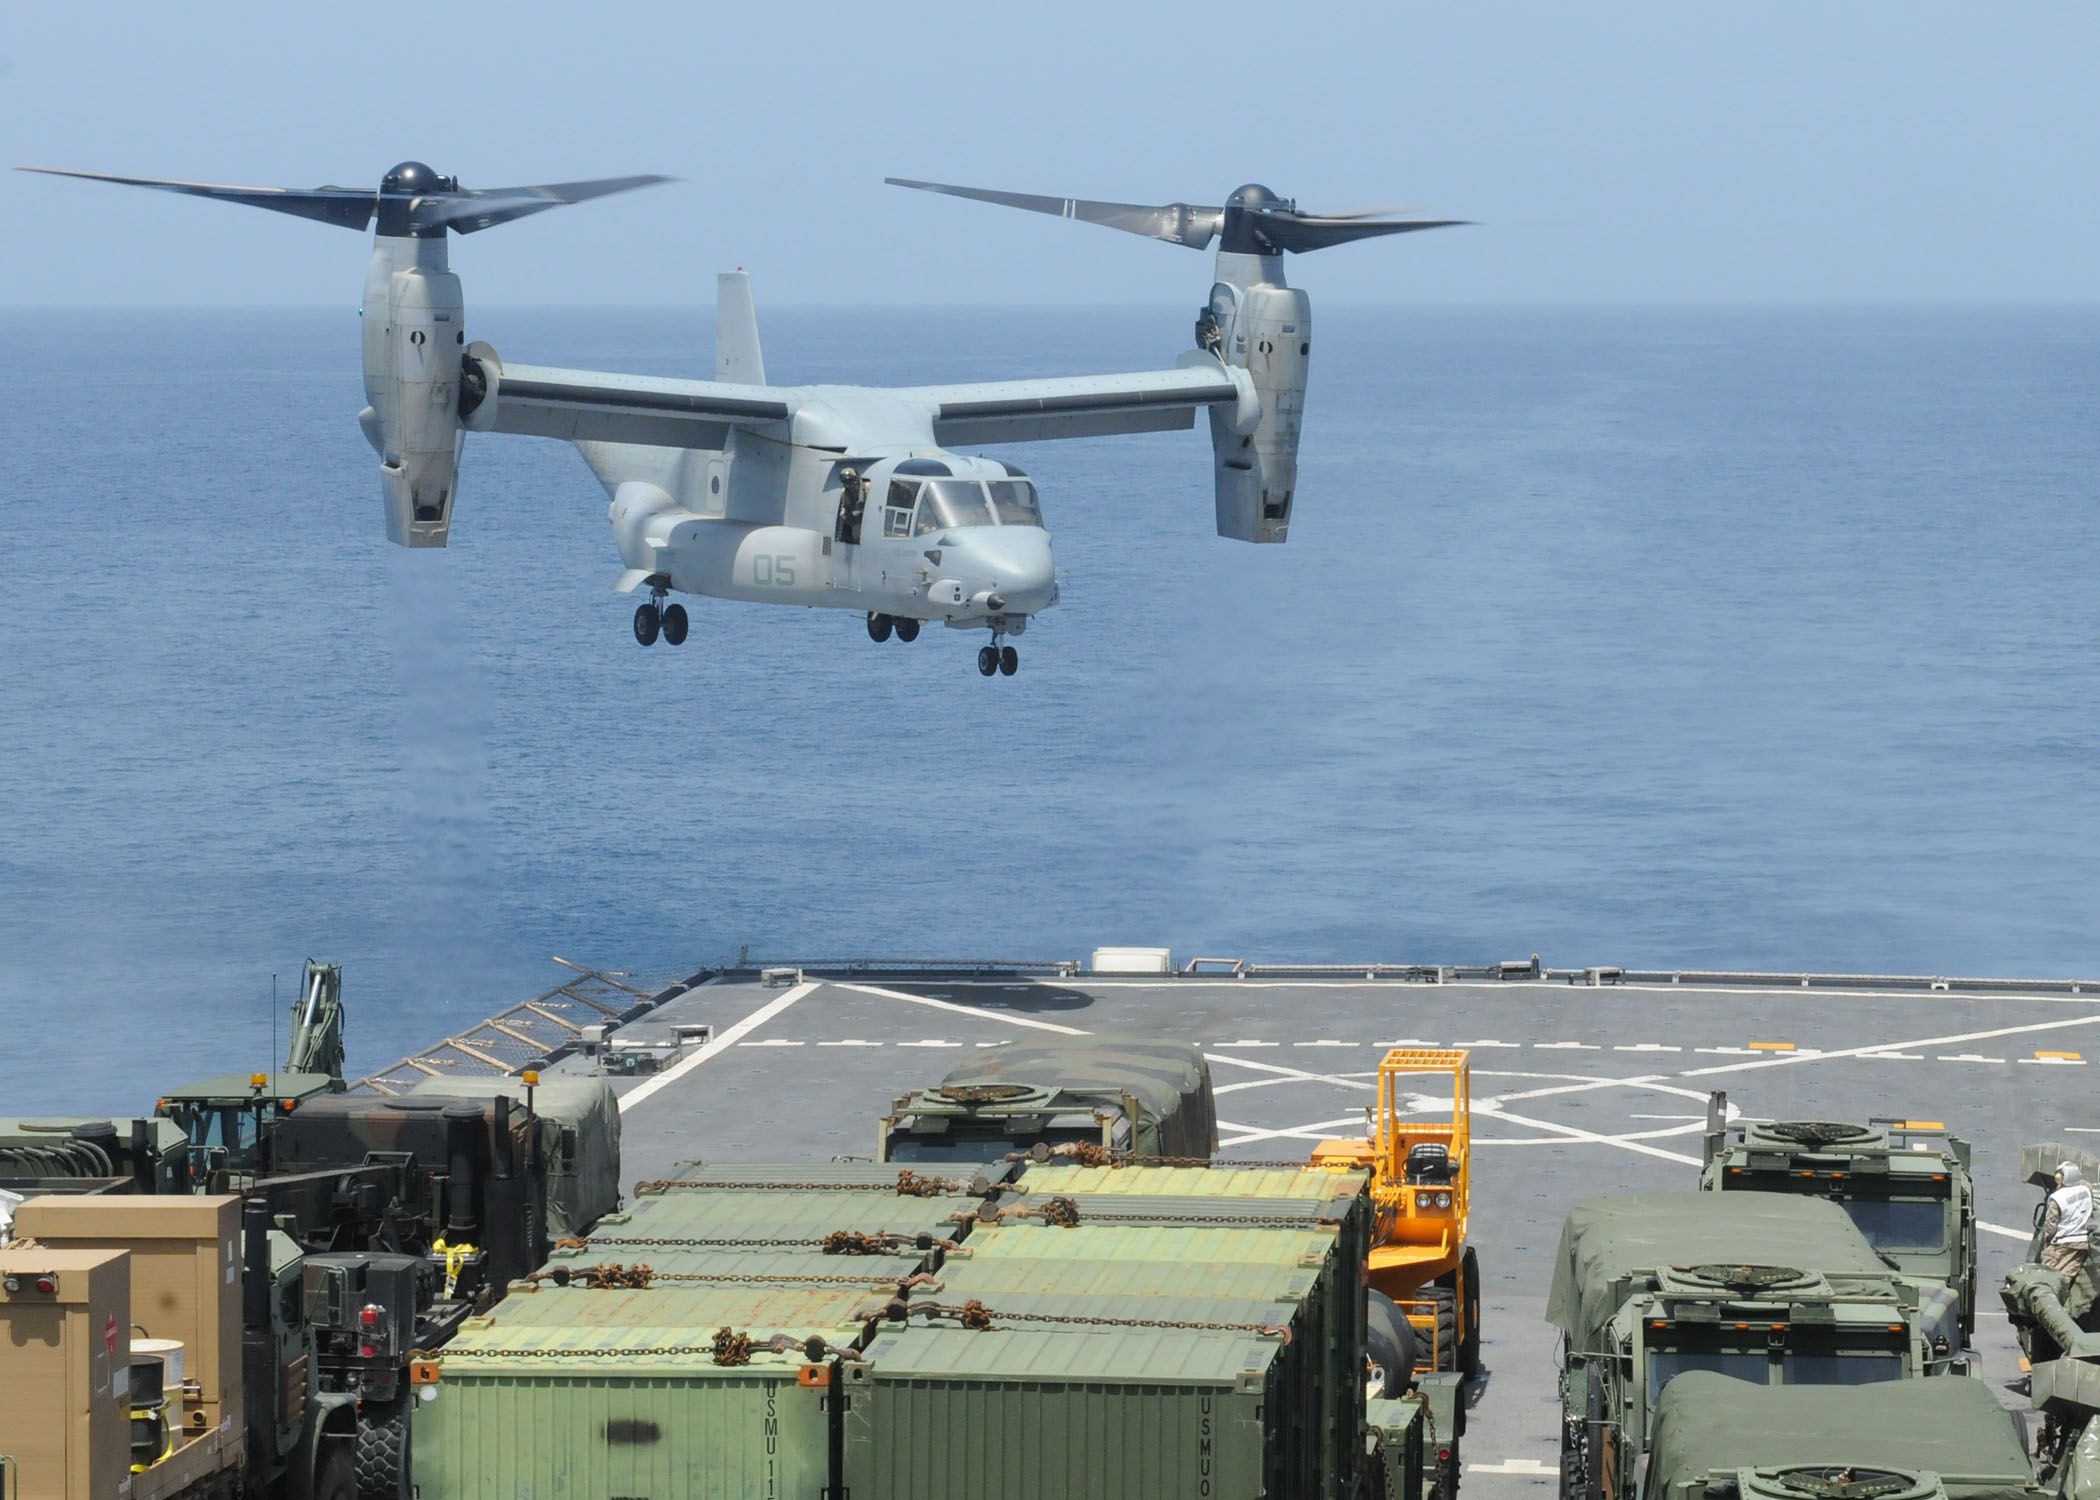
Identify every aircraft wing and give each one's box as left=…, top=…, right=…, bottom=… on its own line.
left=902, top=360, right=1255, bottom=445
left=470, top=354, right=789, bottom=449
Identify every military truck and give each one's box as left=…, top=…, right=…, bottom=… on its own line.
left=877, top=1034, right=1218, bottom=1163
left=1550, top=1193, right=1952, bottom=1500
left=1642, top=1370, right=2040, bottom=1500
left=1702, top=1101, right=1979, bottom=1335
left=156, top=961, right=351, bottom=1190
left=0, top=1114, right=193, bottom=1208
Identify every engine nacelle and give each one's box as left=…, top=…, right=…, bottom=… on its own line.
left=363, top=243, right=466, bottom=548
left=1201, top=258, right=1311, bottom=544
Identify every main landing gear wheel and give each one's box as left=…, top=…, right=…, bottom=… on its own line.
left=867, top=612, right=894, bottom=643
left=660, top=603, right=689, bottom=646
left=977, top=645, right=999, bottom=676
left=894, top=617, right=920, bottom=643
left=999, top=645, right=1019, bottom=676
left=632, top=602, right=660, bottom=646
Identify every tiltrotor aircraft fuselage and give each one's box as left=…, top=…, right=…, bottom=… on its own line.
left=21, top=164, right=1460, bottom=675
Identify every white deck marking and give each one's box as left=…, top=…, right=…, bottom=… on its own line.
left=1217, top=1115, right=1370, bottom=1147
left=619, top=981, right=818, bottom=1112
left=1979, top=1221, right=2031, bottom=1241
left=1215, top=1040, right=1278, bottom=1048
left=1471, top=1459, right=1560, bottom=1476
left=834, top=982, right=1088, bottom=1036
left=1680, top=1012, right=2100, bottom=1077
left=1859, top=1051, right=1923, bottom=1060
left=1476, top=1104, right=1703, bottom=1165
left=816, top=1040, right=882, bottom=1047
left=1614, top=1044, right=1680, bottom=1053
left=1294, top=1040, right=1357, bottom=1047
left=1203, top=1052, right=1380, bottom=1092
left=742, top=1039, right=803, bottom=1047
left=1214, top=1075, right=1330, bottom=1097
left=2023, top=1055, right=2088, bottom=1066
left=1938, top=1054, right=2005, bottom=1064
left=1695, top=1046, right=1759, bottom=1055
left=1458, top=1039, right=1522, bottom=1049
left=1535, top=1041, right=1599, bottom=1050
left=897, top=1039, right=962, bottom=1048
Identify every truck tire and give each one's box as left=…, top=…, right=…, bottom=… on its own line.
left=1366, top=1288, right=1418, bottom=1394
left=1429, top=1284, right=1459, bottom=1372
left=355, top=1399, right=412, bottom=1500
left=316, top=1442, right=357, bottom=1500
left=1459, top=1246, right=1483, bottom=1377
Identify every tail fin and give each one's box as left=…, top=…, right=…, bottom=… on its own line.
left=716, top=270, right=766, bottom=385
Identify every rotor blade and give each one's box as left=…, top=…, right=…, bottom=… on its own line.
left=886, top=177, right=1222, bottom=249
left=1254, top=215, right=1469, bottom=254
left=1312, top=203, right=1425, bottom=220
left=423, top=173, right=675, bottom=234
left=15, top=166, right=376, bottom=229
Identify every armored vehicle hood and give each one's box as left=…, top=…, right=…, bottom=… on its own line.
left=1643, top=1371, right=2035, bottom=1500
left=1547, top=1194, right=1894, bottom=1346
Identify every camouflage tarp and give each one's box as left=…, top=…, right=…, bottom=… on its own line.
left=407, top=1076, right=620, bottom=1236
left=936, top=1035, right=1219, bottom=1159
left=1643, top=1370, right=2035, bottom=1500
left=1547, top=1194, right=1893, bottom=1347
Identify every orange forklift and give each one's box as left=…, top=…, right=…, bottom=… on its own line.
left=1313, top=1049, right=1480, bottom=1375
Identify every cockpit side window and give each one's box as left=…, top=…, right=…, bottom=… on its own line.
left=913, top=479, right=993, bottom=535
left=883, top=479, right=920, bottom=538
left=988, top=480, right=1042, bottom=527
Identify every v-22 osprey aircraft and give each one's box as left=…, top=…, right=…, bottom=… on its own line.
left=22, top=164, right=1461, bottom=675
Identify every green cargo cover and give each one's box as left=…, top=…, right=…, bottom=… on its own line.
left=1643, top=1371, right=2034, bottom=1500
left=1548, top=1194, right=1893, bottom=1347
left=932, top=1035, right=1219, bottom=1158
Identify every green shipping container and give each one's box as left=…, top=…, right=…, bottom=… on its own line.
left=843, top=1326, right=1283, bottom=1500
left=416, top=1285, right=864, bottom=1500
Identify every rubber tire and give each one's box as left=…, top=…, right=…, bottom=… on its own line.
left=1459, top=1245, right=1482, bottom=1377
left=660, top=603, right=689, bottom=646
left=895, top=617, right=920, bottom=643
left=315, top=1440, right=357, bottom=1500
left=1428, top=1284, right=1459, bottom=1372
left=999, top=645, right=1019, bottom=676
left=355, top=1399, right=411, bottom=1500
left=632, top=602, right=660, bottom=646
left=1559, top=1417, right=1585, bottom=1500
left=1366, top=1288, right=1417, bottom=1395
left=977, top=645, right=999, bottom=676
left=867, top=612, right=893, bottom=643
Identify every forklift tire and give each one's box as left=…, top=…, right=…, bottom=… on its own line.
left=316, top=1442, right=357, bottom=1500
left=1429, top=1284, right=1459, bottom=1372
left=355, top=1398, right=412, bottom=1500
left=1459, top=1246, right=1483, bottom=1378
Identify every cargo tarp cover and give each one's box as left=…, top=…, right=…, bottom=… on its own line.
left=935, top=1035, right=1219, bottom=1157
left=1643, top=1371, right=2034, bottom=1500
left=409, top=1076, right=620, bottom=1236
left=1546, top=1194, right=1890, bottom=1346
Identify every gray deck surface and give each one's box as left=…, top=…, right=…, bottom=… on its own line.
left=544, top=971, right=2093, bottom=1499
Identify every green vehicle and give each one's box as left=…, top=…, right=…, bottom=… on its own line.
left=155, top=960, right=349, bottom=1188
left=1643, top=1370, right=2039, bottom=1500
left=0, top=1113, right=191, bottom=1202
left=877, top=1033, right=1219, bottom=1163
left=1701, top=1102, right=1978, bottom=1335
left=1549, top=1194, right=1945, bottom=1500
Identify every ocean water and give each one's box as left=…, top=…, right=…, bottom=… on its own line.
left=3, top=304, right=2096, bottom=1114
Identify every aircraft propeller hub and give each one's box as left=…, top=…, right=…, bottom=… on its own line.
left=381, top=160, right=449, bottom=194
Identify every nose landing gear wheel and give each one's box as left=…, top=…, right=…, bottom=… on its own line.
left=867, top=612, right=893, bottom=643
left=894, top=617, right=920, bottom=643
left=660, top=603, right=689, bottom=646
left=999, top=645, right=1019, bottom=676
left=977, top=645, right=999, bottom=676
left=633, top=602, right=661, bottom=646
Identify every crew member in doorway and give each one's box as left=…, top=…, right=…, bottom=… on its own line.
left=2043, top=1161, right=2092, bottom=1277
left=836, top=468, right=866, bottom=545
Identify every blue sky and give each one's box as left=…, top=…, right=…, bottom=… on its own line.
left=5, top=2, right=2095, bottom=306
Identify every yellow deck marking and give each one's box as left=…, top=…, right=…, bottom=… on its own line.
left=1748, top=1041, right=1795, bottom=1052
left=2037, top=1050, right=2084, bottom=1061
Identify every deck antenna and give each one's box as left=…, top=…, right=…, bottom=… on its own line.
left=271, top=973, right=278, bottom=1092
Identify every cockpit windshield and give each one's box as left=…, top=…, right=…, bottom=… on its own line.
left=913, top=479, right=994, bottom=534
left=988, top=480, right=1043, bottom=527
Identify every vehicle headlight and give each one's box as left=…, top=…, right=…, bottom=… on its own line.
left=1435, top=1192, right=1452, bottom=1209
left=1415, top=1191, right=1432, bottom=1209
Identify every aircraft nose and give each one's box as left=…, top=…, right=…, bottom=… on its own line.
left=953, top=527, right=1055, bottom=611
